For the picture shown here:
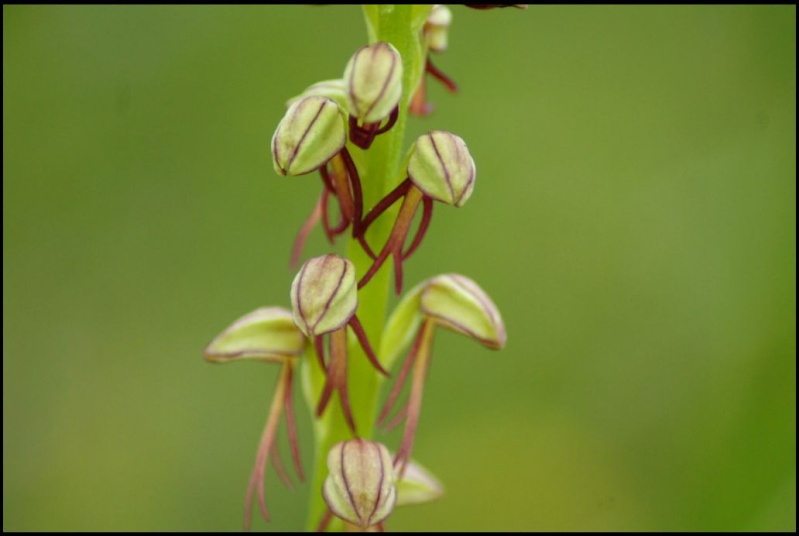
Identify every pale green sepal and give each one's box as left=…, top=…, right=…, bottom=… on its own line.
left=271, top=96, right=346, bottom=176
left=407, top=131, right=476, bottom=207
left=203, top=307, right=305, bottom=363
left=420, top=274, right=506, bottom=349
left=291, top=254, right=357, bottom=337
left=395, top=457, right=444, bottom=507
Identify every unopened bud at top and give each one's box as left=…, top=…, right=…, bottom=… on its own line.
left=424, top=5, right=453, bottom=53
left=344, top=42, right=403, bottom=124
left=204, top=307, right=305, bottom=363
left=407, top=131, right=476, bottom=207
left=272, top=96, right=346, bottom=176
left=420, top=274, right=506, bottom=349
left=323, top=439, right=397, bottom=529
left=290, top=254, right=357, bottom=337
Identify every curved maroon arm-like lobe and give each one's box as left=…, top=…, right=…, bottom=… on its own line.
left=358, top=185, right=423, bottom=294
left=283, top=362, right=304, bottom=482
left=426, top=57, right=458, bottom=93
left=243, top=362, right=294, bottom=530
left=316, top=509, right=334, bottom=533
left=381, top=401, right=408, bottom=433
left=348, top=105, right=400, bottom=150
left=374, top=105, right=399, bottom=135
left=290, top=190, right=325, bottom=269
left=393, top=320, right=436, bottom=478
left=316, top=330, right=357, bottom=435
left=377, top=323, right=425, bottom=427
left=349, top=115, right=380, bottom=150
left=348, top=315, right=389, bottom=377
left=339, top=147, right=364, bottom=241
left=319, top=177, right=337, bottom=246
left=314, top=335, right=327, bottom=374
left=358, top=178, right=411, bottom=259
left=402, top=196, right=434, bottom=261
left=269, top=441, right=293, bottom=489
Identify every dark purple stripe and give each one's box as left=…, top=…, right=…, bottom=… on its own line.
left=313, top=257, right=349, bottom=333
left=362, top=43, right=397, bottom=121
left=288, top=99, right=328, bottom=172
left=429, top=133, right=454, bottom=201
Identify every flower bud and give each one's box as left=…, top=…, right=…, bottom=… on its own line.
left=344, top=42, right=403, bottom=124
left=424, top=5, right=453, bottom=53
left=204, top=307, right=305, bottom=363
left=420, top=274, right=506, bottom=349
left=272, top=96, right=346, bottom=176
left=407, top=131, right=476, bottom=207
left=323, top=439, right=397, bottom=529
left=290, top=254, right=357, bottom=337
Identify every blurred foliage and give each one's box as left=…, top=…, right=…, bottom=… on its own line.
left=3, top=5, right=795, bottom=531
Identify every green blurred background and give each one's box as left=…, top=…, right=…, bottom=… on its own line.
left=3, top=5, right=795, bottom=531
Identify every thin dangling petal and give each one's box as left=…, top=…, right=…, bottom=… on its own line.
left=283, top=362, right=305, bottom=481
left=269, top=438, right=294, bottom=489
left=426, top=57, right=458, bottom=93
left=290, top=191, right=325, bottom=269
left=402, top=197, right=434, bottom=261
left=394, top=321, right=435, bottom=478
left=358, top=179, right=411, bottom=258
left=243, top=365, right=290, bottom=530
left=316, top=329, right=357, bottom=435
left=319, top=164, right=337, bottom=193
left=320, top=187, right=336, bottom=245
left=409, top=75, right=433, bottom=117
left=316, top=509, right=334, bottom=532
left=359, top=185, right=422, bottom=291
left=382, top=402, right=408, bottom=433
left=339, top=147, right=364, bottom=239
left=361, top=179, right=412, bottom=233
left=377, top=325, right=424, bottom=426
left=349, top=315, right=389, bottom=376
left=358, top=238, right=393, bottom=290
left=393, top=246, right=404, bottom=295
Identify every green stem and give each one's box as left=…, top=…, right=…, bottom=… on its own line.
left=302, top=5, right=431, bottom=532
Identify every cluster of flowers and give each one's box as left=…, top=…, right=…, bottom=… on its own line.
left=205, top=5, right=519, bottom=531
